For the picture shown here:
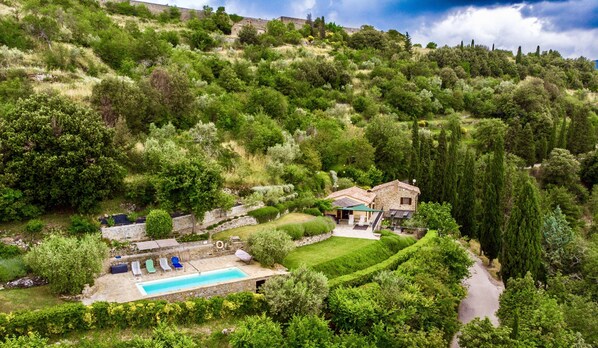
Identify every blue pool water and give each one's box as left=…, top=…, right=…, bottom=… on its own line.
left=137, top=267, right=248, bottom=295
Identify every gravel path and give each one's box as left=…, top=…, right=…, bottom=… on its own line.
left=451, top=251, right=504, bottom=348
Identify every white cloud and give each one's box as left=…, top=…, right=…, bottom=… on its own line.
left=412, top=5, right=598, bottom=58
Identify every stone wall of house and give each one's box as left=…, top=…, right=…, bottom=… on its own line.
left=210, top=216, right=258, bottom=235
left=231, top=18, right=270, bottom=36
left=294, top=231, right=332, bottom=247
left=373, top=184, right=419, bottom=215
left=99, top=0, right=204, bottom=20
left=279, top=16, right=307, bottom=28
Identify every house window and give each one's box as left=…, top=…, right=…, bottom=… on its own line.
left=400, top=197, right=412, bottom=205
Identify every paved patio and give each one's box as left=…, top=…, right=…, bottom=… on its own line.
left=83, top=254, right=284, bottom=304
left=332, top=224, right=380, bottom=240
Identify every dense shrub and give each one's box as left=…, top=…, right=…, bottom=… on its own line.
left=0, top=332, right=48, bottom=348
left=25, top=219, right=44, bottom=234
left=0, top=188, right=40, bottom=223
left=261, top=266, right=328, bottom=322
left=0, top=292, right=265, bottom=338
left=302, top=217, right=335, bottom=236
left=0, top=243, right=22, bottom=259
left=286, top=315, right=334, bottom=348
left=247, top=206, right=279, bottom=223
left=124, top=176, right=157, bottom=206
left=145, top=209, right=173, bottom=239
left=248, top=229, right=295, bottom=267
left=229, top=314, right=284, bottom=348
left=0, top=257, right=27, bottom=283
left=303, top=207, right=322, bottom=216
left=278, top=223, right=305, bottom=240
left=25, top=235, right=108, bottom=295
left=69, top=215, right=99, bottom=234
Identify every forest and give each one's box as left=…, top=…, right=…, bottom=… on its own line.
left=0, top=0, right=597, bottom=346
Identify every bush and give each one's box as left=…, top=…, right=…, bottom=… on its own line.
left=303, top=208, right=322, bottom=217
left=278, top=223, right=304, bottom=240
left=247, top=206, right=279, bottom=223
left=0, top=187, right=40, bottom=223
left=0, top=292, right=265, bottom=338
left=261, top=266, right=328, bottom=322
left=248, top=229, right=295, bottom=267
left=229, top=314, right=284, bottom=348
left=25, top=219, right=44, bottom=234
left=0, top=332, right=48, bottom=348
left=0, top=257, right=27, bottom=282
left=25, top=234, right=108, bottom=295
left=124, top=176, right=157, bottom=206
left=302, top=217, right=335, bottom=236
left=286, top=315, right=333, bottom=348
left=145, top=209, right=173, bottom=239
left=68, top=215, right=100, bottom=234
left=0, top=243, right=22, bottom=259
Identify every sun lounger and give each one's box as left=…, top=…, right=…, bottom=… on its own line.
left=171, top=256, right=183, bottom=270
left=159, top=257, right=172, bottom=271
left=146, top=259, right=156, bottom=274
left=131, top=261, right=142, bottom=276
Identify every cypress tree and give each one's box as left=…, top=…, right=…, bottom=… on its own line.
left=471, top=39, right=475, bottom=47
left=480, top=136, right=505, bottom=266
left=515, top=46, right=522, bottom=64
left=410, top=118, right=420, bottom=182
left=444, top=118, right=461, bottom=208
left=547, top=120, right=557, bottom=154
left=505, top=118, right=521, bottom=154
left=535, top=136, right=547, bottom=163
left=433, top=129, right=448, bottom=202
left=492, top=43, right=495, bottom=51
left=460, top=40, right=464, bottom=50
left=518, top=123, right=536, bottom=166
left=557, top=116, right=567, bottom=149
left=404, top=32, right=412, bottom=54
left=456, top=150, right=476, bottom=238
left=535, top=45, right=540, bottom=56
left=419, top=136, right=433, bottom=202
left=319, top=16, right=326, bottom=39
left=501, top=174, right=543, bottom=285
left=567, top=106, right=596, bottom=154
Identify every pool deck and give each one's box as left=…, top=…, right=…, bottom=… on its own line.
left=83, top=255, right=285, bottom=304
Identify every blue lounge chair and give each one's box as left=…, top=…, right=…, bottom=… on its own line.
left=171, top=256, right=183, bottom=270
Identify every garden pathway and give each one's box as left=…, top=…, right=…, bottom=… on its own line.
left=451, top=250, right=504, bottom=348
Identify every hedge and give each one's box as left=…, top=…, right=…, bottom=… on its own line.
left=328, top=231, right=437, bottom=289
left=0, top=292, right=266, bottom=339
left=302, top=217, right=336, bottom=237
left=278, top=223, right=305, bottom=240
left=247, top=206, right=279, bottom=223
left=303, top=208, right=322, bottom=217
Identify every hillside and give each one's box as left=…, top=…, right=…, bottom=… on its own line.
left=0, top=0, right=597, bottom=346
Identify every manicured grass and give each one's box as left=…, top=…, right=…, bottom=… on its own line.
left=283, top=237, right=376, bottom=269
left=214, top=213, right=316, bottom=241
left=283, top=233, right=416, bottom=279
left=0, top=285, right=65, bottom=313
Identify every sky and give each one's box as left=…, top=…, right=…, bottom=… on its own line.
left=144, top=0, right=598, bottom=59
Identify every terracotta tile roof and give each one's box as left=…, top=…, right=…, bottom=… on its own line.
left=327, top=186, right=377, bottom=204
left=371, top=180, right=421, bottom=194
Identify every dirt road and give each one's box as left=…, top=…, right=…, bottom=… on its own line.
left=451, top=251, right=504, bottom=347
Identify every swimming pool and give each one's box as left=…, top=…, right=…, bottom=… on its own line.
left=137, top=267, right=249, bottom=296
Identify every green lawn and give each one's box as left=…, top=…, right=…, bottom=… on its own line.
left=214, top=213, right=316, bottom=241
left=283, top=237, right=376, bottom=269
left=0, top=285, right=65, bottom=313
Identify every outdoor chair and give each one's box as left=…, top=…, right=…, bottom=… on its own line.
left=146, top=259, right=156, bottom=274
left=357, top=215, right=366, bottom=226
left=159, top=257, right=172, bottom=272
left=171, top=256, right=184, bottom=270
left=131, top=261, right=142, bottom=276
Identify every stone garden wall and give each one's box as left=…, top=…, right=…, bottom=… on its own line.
left=209, top=216, right=257, bottom=235
left=294, top=231, right=333, bottom=247
left=146, top=276, right=270, bottom=302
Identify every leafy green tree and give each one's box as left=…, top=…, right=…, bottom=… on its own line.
left=286, top=315, right=334, bottom=348
left=25, top=234, right=107, bottom=295
left=156, top=158, right=223, bottom=231
left=542, top=206, right=574, bottom=275
left=407, top=202, right=460, bottom=235
left=501, top=174, right=543, bottom=284
left=261, top=266, right=328, bottom=322
left=238, top=25, right=259, bottom=45
left=581, top=150, right=598, bottom=188
left=145, top=209, right=173, bottom=239
left=459, top=318, right=514, bottom=348
left=480, top=136, right=505, bottom=266
left=541, top=148, right=580, bottom=189
left=229, top=314, right=284, bottom=348
left=247, top=87, right=288, bottom=119
left=0, top=18, right=33, bottom=50
left=248, top=229, right=295, bottom=267
left=348, top=26, right=387, bottom=50
left=567, top=105, right=596, bottom=155
left=472, top=119, right=507, bottom=154
left=456, top=150, right=476, bottom=238
left=187, top=28, right=216, bottom=51
left=241, top=114, right=284, bottom=154
left=0, top=94, right=125, bottom=212
left=365, top=115, right=411, bottom=180
left=543, top=185, right=583, bottom=229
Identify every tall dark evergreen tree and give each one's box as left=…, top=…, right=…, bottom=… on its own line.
left=567, top=106, right=596, bottom=154
left=518, top=123, right=536, bottom=166
left=419, top=136, right=433, bottom=202
left=557, top=116, right=567, bottom=149
left=409, top=118, right=420, bottom=182
left=480, top=136, right=505, bottom=266
left=460, top=40, right=464, bottom=50
left=404, top=32, right=412, bottom=54
left=444, top=118, right=461, bottom=208
left=505, top=118, right=521, bottom=154
left=319, top=16, right=326, bottom=39
left=515, top=46, right=522, bottom=64
left=535, top=45, right=540, bottom=56
left=501, top=174, right=543, bottom=285
left=456, top=150, right=476, bottom=238
left=433, top=129, right=448, bottom=202
left=471, top=39, right=475, bottom=47
left=491, top=43, right=495, bottom=51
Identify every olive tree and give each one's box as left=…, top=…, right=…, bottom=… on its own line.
left=25, top=234, right=108, bottom=295
left=248, top=229, right=295, bottom=267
